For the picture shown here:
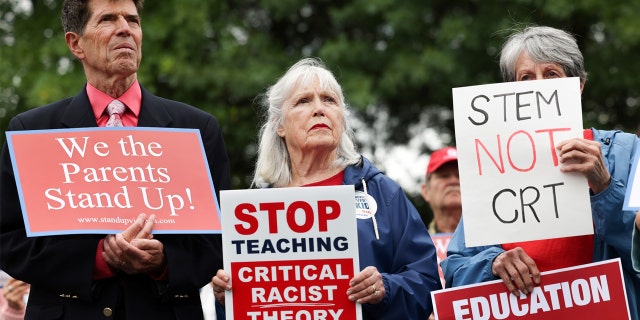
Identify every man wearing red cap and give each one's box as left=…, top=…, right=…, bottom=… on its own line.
left=420, top=147, right=462, bottom=234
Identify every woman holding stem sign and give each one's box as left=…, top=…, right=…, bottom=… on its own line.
left=441, top=25, right=640, bottom=320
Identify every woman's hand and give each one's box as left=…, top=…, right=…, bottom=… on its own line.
left=211, top=269, right=232, bottom=305
left=556, top=138, right=610, bottom=194
left=346, top=266, right=384, bottom=304
left=492, top=247, right=541, bottom=296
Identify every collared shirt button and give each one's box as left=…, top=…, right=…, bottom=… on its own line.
left=103, top=307, right=113, bottom=317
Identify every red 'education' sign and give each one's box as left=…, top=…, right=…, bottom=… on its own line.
left=431, top=259, right=630, bottom=320
left=6, top=127, right=222, bottom=236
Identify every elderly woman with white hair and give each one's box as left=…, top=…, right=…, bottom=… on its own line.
left=442, top=25, right=640, bottom=320
left=210, top=57, right=441, bottom=319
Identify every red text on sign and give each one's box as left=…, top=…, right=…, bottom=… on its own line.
left=475, top=127, right=571, bottom=176
left=234, top=200, right=341, bottom=235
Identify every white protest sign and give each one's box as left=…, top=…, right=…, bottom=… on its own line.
left=453, top=77, right=593, bottom=247
left=220, top=185, right=362, bottom=320
left=624, top=147, right=640, bottom=210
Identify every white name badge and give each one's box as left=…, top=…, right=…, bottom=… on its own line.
left=355, top=191, right=377, bottom=219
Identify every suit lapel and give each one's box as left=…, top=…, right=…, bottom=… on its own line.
left=61, top=87, right=100, bottom=128
left=137, top=87, right=173, bottom=127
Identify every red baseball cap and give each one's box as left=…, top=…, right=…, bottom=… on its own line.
left=426, top=147, right=458, bottom=174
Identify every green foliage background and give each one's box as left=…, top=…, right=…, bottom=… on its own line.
left=2, top=0, right=640, bottom=224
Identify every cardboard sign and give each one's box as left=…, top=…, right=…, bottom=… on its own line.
left=220, top=186, right=362, bottom=320
left=431, top=259, right=630, bottom=320
left=623, top=146, right=640, bottom=210
left=452, top=78, right=593, bottom=247
left=6, top=127, right=221, bottom=236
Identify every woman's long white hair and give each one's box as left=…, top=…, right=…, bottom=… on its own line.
left=252, top=57, right=361, bottom=187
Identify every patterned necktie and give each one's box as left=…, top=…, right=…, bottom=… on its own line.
left=106, top=99, right=125, bottom=127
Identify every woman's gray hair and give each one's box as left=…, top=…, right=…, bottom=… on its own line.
left=499, top=26, right=587, bottom=83
left=252, top=57, right=361, bottom=187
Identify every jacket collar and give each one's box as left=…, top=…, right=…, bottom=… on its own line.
left=61, top=85, right=173, bottom=128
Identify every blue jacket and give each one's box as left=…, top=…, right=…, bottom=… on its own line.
left=441, top=128, right=640, bottom=320
left=344, top=156, right=442, bottom=319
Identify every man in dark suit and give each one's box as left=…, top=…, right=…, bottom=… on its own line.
left=0, top=0, right=231, bottom=319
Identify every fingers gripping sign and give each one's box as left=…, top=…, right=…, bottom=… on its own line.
left=211, top=269, right=232, bottom=306
left=556, top=138, right=611, bottom=194
left=347, top=266, right=384, bottom=304
left=492, top=247, right=541, bottom=296
left=102, top=213, right=163, bottom=274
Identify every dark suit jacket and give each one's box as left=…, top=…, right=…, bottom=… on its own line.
left=0, top=86, right=231, bottom=319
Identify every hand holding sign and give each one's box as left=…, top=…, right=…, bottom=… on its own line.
left=211, top=269, right=231, bottom=306
left=122, top=212, right=156, bottom=242
left=346, top=266, right=384, bottom=304
left=491, top=247, right=541, bottom=296
left=102, top=213, right=166, bottom=274
left=556, top=137, right=611, bottom=194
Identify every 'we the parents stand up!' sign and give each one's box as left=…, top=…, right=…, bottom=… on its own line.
left=453, top=78, right=593, bottom=247
left=7, top=127, right=222, bottom=236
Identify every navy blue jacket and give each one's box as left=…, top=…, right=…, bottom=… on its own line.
left=344, top=157, right=441, bottom=319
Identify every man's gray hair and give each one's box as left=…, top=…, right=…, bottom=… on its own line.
left=252, top=57, right=361, bottom=187
left=500, top=25, right=587, bottom=83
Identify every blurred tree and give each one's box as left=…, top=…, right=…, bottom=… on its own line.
left=2, top=0, right=640, bottom=225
